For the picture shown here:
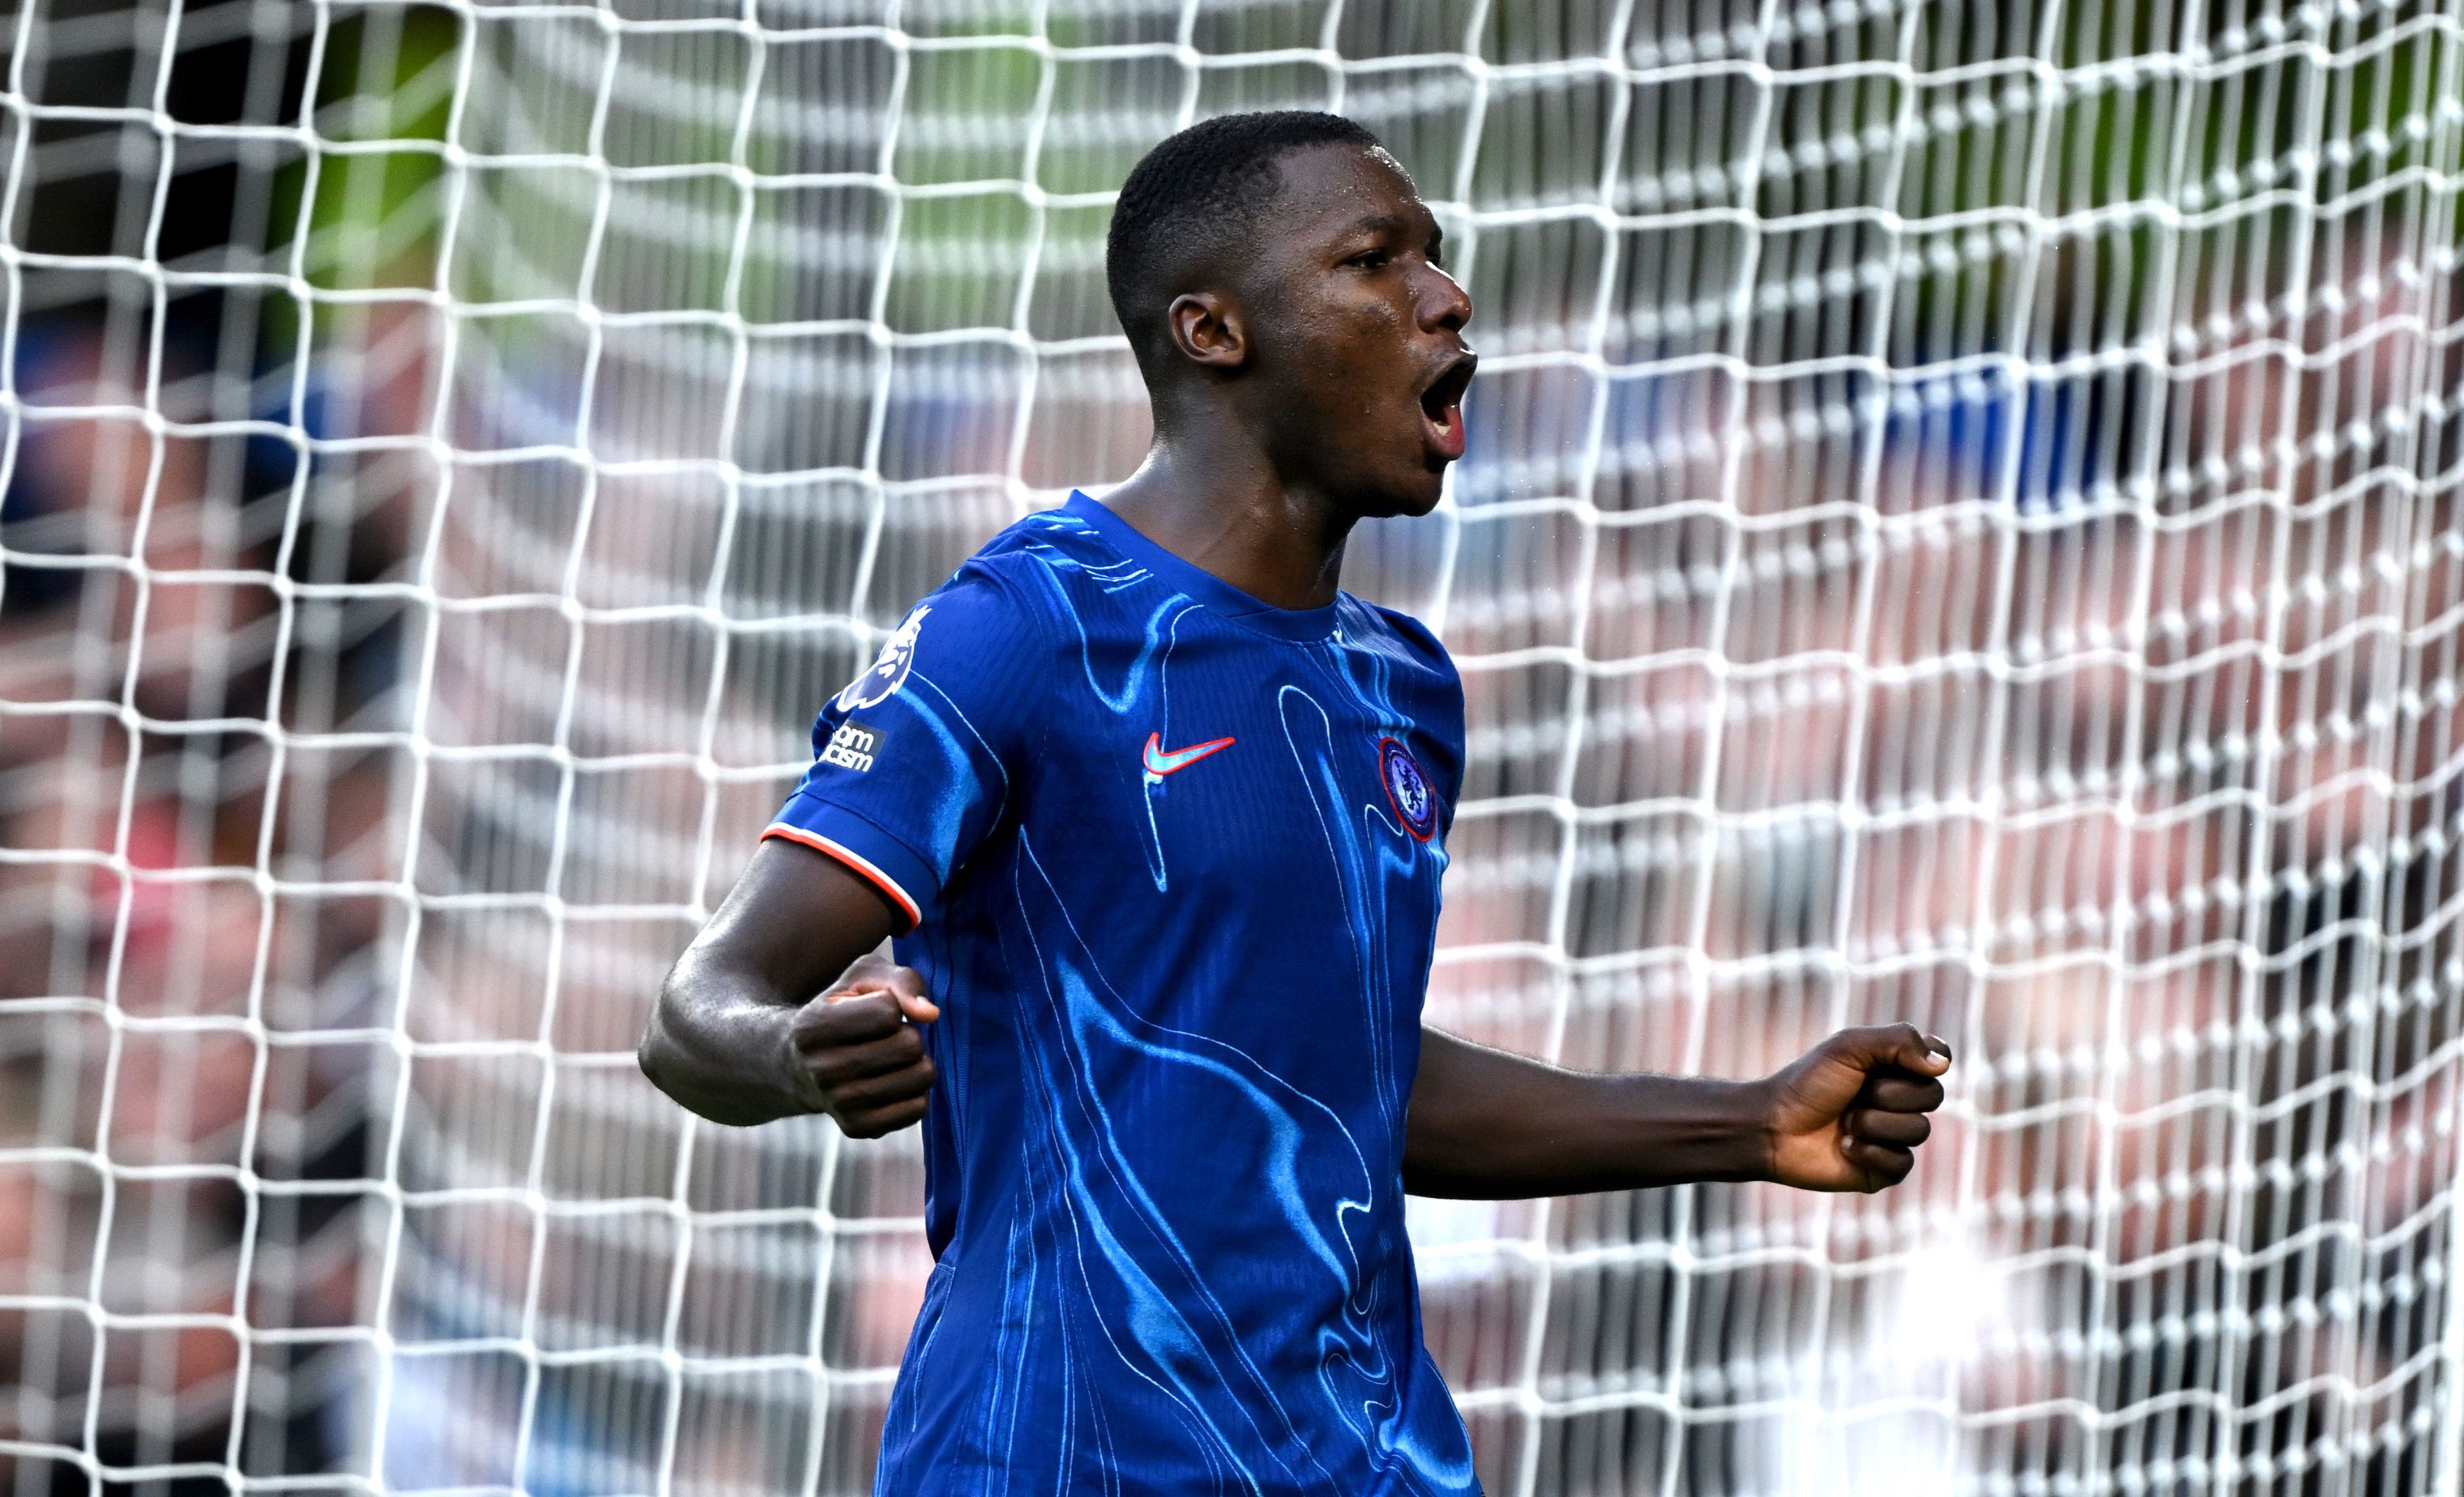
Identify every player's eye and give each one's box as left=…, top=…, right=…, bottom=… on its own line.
left=1348, top=249, right=1390, bottom=270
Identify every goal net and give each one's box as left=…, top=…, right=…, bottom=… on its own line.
left=2, top=1, right=2459, bottom=1494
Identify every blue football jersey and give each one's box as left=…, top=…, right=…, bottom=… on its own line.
left=764, top=491, right=1477, bottom=1495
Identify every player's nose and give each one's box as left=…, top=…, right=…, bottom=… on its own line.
left=1413, top=260, right=1471, bottom=335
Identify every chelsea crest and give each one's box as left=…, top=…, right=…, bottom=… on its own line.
left=1378, top=736, right=1438, bottom=842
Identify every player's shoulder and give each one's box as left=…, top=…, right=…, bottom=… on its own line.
left=982, top=497, right=1147, bottom=603
left=1339, top=595, right=1460, bottom=688
left=919, top=501, right=1112, bottom=613
left=903, top=513, right=1079, bottom=635
left=879, top=499, right=1188, bottom=692
left=852, top=523, right=1068, bottom=714
left=931, top=497, right=1205, bottom=651
left=1336, top=596, right=1466, bottom=796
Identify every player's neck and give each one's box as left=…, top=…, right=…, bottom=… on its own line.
left=1099, top=444, right=1352, bottom=612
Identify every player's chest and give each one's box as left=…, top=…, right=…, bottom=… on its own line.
left=1027, top=648, right=1452, bottom=902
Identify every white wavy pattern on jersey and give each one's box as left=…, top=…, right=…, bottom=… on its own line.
left=1269, top=676, right=1472, bottom=1494
left=1016, top=535, right=1198, bottom=892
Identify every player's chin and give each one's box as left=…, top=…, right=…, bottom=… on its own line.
left=1353, top=476, right=1446, bottom=519
left=1387, top=448, right=1457, bottom=516
left=1394, top=469, right=1449, bottom=516
left=1331, top=430, right=1454, bottom=518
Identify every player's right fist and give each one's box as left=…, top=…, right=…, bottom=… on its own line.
left=784, top=953, right=941, bottom=1139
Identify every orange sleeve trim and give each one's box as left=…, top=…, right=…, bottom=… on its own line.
left=760, top=823, right=924, bottom=932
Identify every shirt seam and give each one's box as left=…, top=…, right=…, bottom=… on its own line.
left=775, top=788, right=942, bottom=902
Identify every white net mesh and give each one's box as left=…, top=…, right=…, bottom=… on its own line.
left=2, top=2, right=2461, bottom=1494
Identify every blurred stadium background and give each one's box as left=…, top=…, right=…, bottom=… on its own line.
left=2, top=1, right=2461, bottom=1494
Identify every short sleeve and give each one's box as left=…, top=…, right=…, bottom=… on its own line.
left=762, top=565, right=1044, bottom=932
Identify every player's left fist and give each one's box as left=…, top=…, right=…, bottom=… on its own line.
left=1757, top=1023, right=1951, bottom=1193
left=786, top=953, right=941, bottom=1140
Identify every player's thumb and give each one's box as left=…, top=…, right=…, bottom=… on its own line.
left=890, top=982, right=941, bottom=1025
left=832, top=955, right=941, bottom=1024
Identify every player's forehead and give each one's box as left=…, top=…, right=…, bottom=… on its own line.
left=1259, top=143, right=1432, bottom=250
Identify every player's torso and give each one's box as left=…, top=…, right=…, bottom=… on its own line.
left=878, top=520, right=1478, bottom=1495
left=981, top=561, right=1458, bottom=1076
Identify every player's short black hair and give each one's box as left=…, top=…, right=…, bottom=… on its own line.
left=1105, top=111, right=1388, bottom=376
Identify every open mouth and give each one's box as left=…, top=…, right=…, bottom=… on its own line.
left=1418, top=353, right=1477, bottom=460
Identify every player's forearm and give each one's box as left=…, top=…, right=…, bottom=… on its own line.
left=1402, top=1027, right=1772, bottom=1198
left=640, top=838, right=910, bottom=1128
left=638, top=952, right=811, bottom=1127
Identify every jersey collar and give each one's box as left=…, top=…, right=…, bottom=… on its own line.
left=1062, top=490, right=1341, bottom=643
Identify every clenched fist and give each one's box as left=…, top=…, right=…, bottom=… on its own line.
left=784, top=953, right=941, bottom=1138
left=1759, top=1023, right=1952, bottom=1192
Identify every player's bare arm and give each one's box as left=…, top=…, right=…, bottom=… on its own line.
left=639, top=839, right=933, bottom=1136
left=1402, top=1025, right=1950, bottom=1199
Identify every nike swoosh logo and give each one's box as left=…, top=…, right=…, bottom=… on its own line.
left=1142, top=731, right=1235, bottom=777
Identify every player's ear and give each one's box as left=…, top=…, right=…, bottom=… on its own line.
left=1166, top=291, right=1247, bottom=371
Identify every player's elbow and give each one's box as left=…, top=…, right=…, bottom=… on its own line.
left=635, top=983, right=684, bottom=1098
left=637, top=956, right=800, bottom=1128
left=637, top=961, right=720, bottom=1109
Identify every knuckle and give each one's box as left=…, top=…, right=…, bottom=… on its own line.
left=835, top=1075, right=884, bottom=1107
left=836, top=996, right=898, bottom=1034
